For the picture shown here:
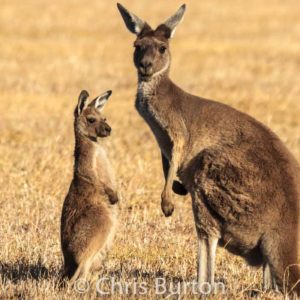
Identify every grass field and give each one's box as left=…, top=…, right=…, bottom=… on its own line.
left=0, top=0, right=299, bottom=298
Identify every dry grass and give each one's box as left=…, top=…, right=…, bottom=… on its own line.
left=0, top=0, right=299, bottom=299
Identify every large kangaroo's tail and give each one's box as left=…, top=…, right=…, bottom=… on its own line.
left=262, top=227, right=300, bottom=297
left=68, top=256, right=94, bottom=287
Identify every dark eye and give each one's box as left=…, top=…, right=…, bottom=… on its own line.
left=87, top=117, right=96, bottom=124
left=134, top=43, right=141, bottom=50
left=159, top=46, right=166, bottom=54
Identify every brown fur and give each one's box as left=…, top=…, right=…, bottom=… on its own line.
left=60, top=90, right=118, bottom=284
left=117, top=3, right=300, bottom=295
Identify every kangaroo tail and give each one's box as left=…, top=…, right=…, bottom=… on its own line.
left=68, top=256, right=93, bottom=287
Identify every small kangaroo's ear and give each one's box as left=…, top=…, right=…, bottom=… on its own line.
left=160, top=4, right=186, bottom=38
left=77, top=90, right=89, bottom=115
left=93, top=90, right=112, bottom=112
left=117, top=3, right=146, bottom=35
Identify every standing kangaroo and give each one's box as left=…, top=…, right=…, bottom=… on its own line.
left=61, top=90, right=118, bottom=285
left=117, top=3, right=300, bottom=295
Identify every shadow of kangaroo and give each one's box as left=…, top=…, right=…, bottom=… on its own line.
left=61, top=90, right=119, bottom=285
left=117, top=3, right=300, bottom=295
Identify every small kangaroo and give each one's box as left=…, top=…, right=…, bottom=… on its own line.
left=61, top=90, right=118, bottom=285
left=117, top=3, right=300, bottom=295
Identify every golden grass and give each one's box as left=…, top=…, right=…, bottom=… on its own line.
left=0, top=0, right=299, bottom=298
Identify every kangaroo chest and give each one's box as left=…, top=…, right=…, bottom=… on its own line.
left=92, top=144, right=116, bottom=189
left=136, top=85, right=172, bottom=159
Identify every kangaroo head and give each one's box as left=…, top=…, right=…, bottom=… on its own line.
left=75, top=90, right=112, bottom=140
left=117, top=3, right=186, bottom=81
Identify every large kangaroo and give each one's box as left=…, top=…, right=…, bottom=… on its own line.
left=117, top=3, right=300, bottom=295
left=61, top=90, right=118, bottom=285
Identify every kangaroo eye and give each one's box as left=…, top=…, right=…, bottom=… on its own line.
left=159, top=46, right=166, bottom=54
left=87, top=118, right=96, bottom=124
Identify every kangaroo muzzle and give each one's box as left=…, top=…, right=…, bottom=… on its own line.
left=97, top=122, right=112, bottom=138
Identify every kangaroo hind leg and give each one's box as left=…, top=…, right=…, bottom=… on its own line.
left=261, top=231, right=300, bottom=295
left=263, top=262, right=278, bottom=291
left=69, top=256, right=94, bottom=287
left=197, top=236, right=219, bottom=287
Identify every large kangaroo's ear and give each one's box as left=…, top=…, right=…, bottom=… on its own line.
left=160, top=4, right=186, bottom=38
left=77, top=90, right=89, bottom=115
left=117, top=3, right=146, bottom=35
left=92, top=90, right=112, bottom=112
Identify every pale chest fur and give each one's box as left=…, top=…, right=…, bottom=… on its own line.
left=136, top=80, right=172, bottom=159
left=136, top=80, right=168, bottom=128
left=92, top=143, right=116, bottom=190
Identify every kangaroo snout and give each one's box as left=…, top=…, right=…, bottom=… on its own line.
left=139, top=60, right=153, bottom=75
left=98, top=122, right=112, bottom=137
left=104, top=123, right=112, bottom=134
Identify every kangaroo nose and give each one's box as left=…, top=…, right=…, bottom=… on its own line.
left=140, top=61, right=153, bottom=73
left=140, top=61, right=152, bottom=68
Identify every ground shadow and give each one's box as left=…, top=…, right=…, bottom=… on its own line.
left=0, top=257, right=59, bottom=284
left=102, top=267, right=190, bottom=282
left=109, top=267, right=226, bottom=283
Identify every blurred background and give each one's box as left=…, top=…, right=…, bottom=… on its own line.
left=0, top=0, right=299, bottom=298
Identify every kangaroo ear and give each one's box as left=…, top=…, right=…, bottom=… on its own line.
left=93, top=90, right=112, bottom=112
left=161, top=4, right=186, bottom=38
left=117, top=3, right=146, bottom=35
left=77, top=90, right=89, bottom=115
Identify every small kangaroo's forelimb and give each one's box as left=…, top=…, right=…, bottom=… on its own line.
left=104, top=185, right=119, bottom=205
left=161, top=152, right=188, bottom=196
